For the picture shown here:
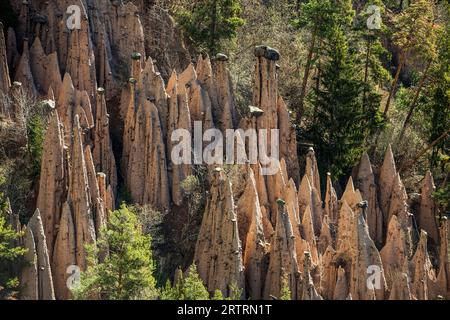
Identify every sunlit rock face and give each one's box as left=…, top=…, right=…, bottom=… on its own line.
left=194, top=170, right=245, bottom=297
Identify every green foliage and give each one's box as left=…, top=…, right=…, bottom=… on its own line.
left=228, top=281, right=242, bottom=300
left=294, top=0, right=355, bottom=37
left=433, top=183, right=450, bottom=214
left=294, top=1, right=386, bottom=181
left=212, top=289, right=224, bottom=300
left=383, top=0, right=411, bottom=11
left=292, top=0, right=356, bottom=120
left=159, top=279, right=180, bottom=300
left=392, top=0, right=438, bottom=61
left=0, top=173, right=25, bottom=299
left=0, top=159, right=33, bottom=224
left=353, top=1, right=392, bottom=85
left=129, top=204, right=166, bottom=286
left=174, top=0, right=245, bottom=55
left=376, top=85, right=425, bottom=169
left=181, top=170, right=208, bottom=229
left=303, top=25, right=383, bottom=179
left=180, top=175, right=201, bottom=194
left=388, top=2, right=450, bottom=182
left=182, top=265, right=210, bottom=300
left=227, top=0, right=305, bottom=119
left=0, top=173, right=8, bottom=215
left=26, top=112, right=46, bottom=179
left=73, top=204, right=158, bottom=300
left=160, top=264, right=210, bottom=300
left=155, top=167, right=208, bottom=287
left=159, top=265, right=242, bottom=300
left=0, top=93, right=50, bottom=223
left=428, top=4, right=450, bottom=167
left=280, top=275, right=291, bottom=300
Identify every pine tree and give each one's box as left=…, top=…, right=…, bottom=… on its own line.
left=73, top=204, right=158, bottom=300
left=354, top=1, right=391, bottom=105
left=294, top=0, right=355, bottom=119
left=384, top=0, right=438, bottom=117
left=303, top=25, right=382, bottom=179
left=427, top=3, right=449, bottom=201
left=160, top=264, right=210, bottom=300
left=212, top=289, right=224, bottom=300
left=228, top=281, right=242, bottom=300
left=0, top=174, right=25, bottom=299
left=175, top=0, right=245, bottom=55
left=159, top=279, right=180, bottom=300
left=182, top=265, right=210, bottom=300
left=428, top=2, right=449, bottom=162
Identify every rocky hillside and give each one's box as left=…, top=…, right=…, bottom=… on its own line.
left=0, top=0, right=448, bottom=300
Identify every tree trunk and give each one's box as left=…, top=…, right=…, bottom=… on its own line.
left=398, top=59, right=432, bottom=141
left=298, top=25, right=317, bottom=121
left=313, top=41, right=322, bottom=121
left=399, top=128, right=450, bottom=173
left=210, top=0, right=218, bottom=55
left=362, top=38, right=372, bottom=109
left=384, top=53, right=405, bottom=118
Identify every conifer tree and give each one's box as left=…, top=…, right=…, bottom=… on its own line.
left=354, top=1, right=391, bottom=106
left=160, top=264, right=210, bottom=300
left=182, top=264, right=210, bottom=300
left=294, top=0, right=354, bottom=119
left=228, top=281, right=243, bottom=300
left=73, top=204, right=158, bottom=300
left=303, top=24, right=383, bottom=179
left=430, top=54, right=449, bottom=164
left=175, top=0, right=245, bottom=55
left=212, top=289, right=224, bottom=300
left=427, top=3, right=449, bottom=172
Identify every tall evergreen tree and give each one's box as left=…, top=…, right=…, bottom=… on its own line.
left=353, top=1, right=391, bottom=104
left=175, top=0, right=245, bottom=55
left=73, top=204, right=158, bottom=300
left=294, top=0, right=355, bottom=119
left=303, top=25, right=383, bottom=179
left=428, top=3, right=450, bottom=168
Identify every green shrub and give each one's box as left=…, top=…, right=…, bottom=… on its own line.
left=0, top=173, right=25, bottom=299
left=26, top=113, right=45, bottom=179
left=160, top=264, right=209, bottom=300
left=280, top=275, right=291, bottom=300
